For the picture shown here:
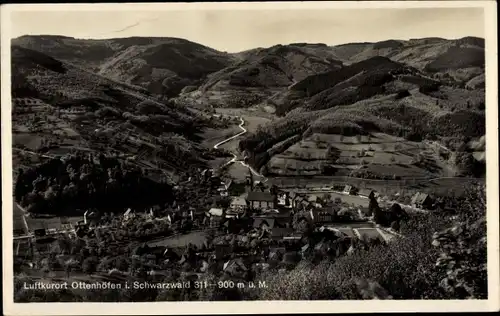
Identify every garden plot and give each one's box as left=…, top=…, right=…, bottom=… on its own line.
left=365, top=164, right=431, bottom=179
left=266, top=132, right=441, bottom=178
left=268, top=157, right=326, bottom=176
left=371, top=152, right=414, bottom=165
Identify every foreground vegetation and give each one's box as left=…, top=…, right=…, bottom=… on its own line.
left=253, top=185, right=486, bottom=300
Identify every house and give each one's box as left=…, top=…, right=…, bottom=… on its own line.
left=84, top=210, right=99, bottom=225
left=300, top=244, right=312, bottom=257
left=411, top=192, right=433, bottom=209
left=247, top=191, right=276, bottom=210
left=307, top=195, right=323, bottom=208
left=223, top=179, right=233, bottom=191
left=299, top=199, right=315, bottom=211
left=288, top=192, right=306, bottom=208
left=277, top=193, right=289, bottom=206
left=308, top=209, right=336, bottom=225
left=123, top=208, right=135, bottom=221
left=201, top=169, right=213, bottom=181
left=218, top=179, right=234, bottom=196
left=253, top=218, right=275, bottom=231
left=223, top=258, right=248, bottom=278
left=333, top=185, right=345, bottom=192
left=253, top=181, right=266, bottom=192
left=207, top=208, right=224, bottom=217
left=358, top=189, right=375, bottom=199
left=229, top=197, right=248, bottom=214
left=343, top=185, right=357, bottom=195
left=269, top=247, right=286, bottom=261
left=206, top=208, right=225, bottom=228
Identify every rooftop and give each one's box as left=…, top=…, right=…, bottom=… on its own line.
left=230, top=197, right=248, bottom=207
left=253, top=218, right=275, bottom=229
left=208, top=208, right=224, bottom=217
left=411, top=192, right=431, bottom=204
left=247, top=191, right=275, bottom=202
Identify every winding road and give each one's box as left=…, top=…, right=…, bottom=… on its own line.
left=213, top=116, right=267, bottom=182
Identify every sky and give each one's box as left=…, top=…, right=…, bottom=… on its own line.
left=8, top=5, right=485, bottom=53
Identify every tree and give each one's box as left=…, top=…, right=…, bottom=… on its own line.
left=453, top=152, right=477, bottom=176
left=432, top=185, right=486, bottom=299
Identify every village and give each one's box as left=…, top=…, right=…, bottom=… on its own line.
left=13, top=158, right=440, bottom=288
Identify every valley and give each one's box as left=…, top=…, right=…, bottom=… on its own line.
left=10, top=34, right=487, bottom=302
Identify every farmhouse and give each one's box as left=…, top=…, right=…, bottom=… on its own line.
left=229, top=197, right=248, bottom=213
left=307, top=195, right=323, bottom=208
left=358, top=189, right=375, bottom=199
left=411, top=192, right=433, bottom=209
left=247, top=191, right=276, bottom=210
left=207, top=208, right=224, bottom=217
left=123, top=208, right=135, bottom=221
left=299, top=199, right=315, bottom=211
left=287, top=191, right=306, bottom=208
left=223, top=258, right=248, bottom=278
left=253, top=218, right=275, bottom=231
left=253, top=181, right=266, bottom=192
left=308, top=209, right=336, bottom=225
left=343, top=185, right=357, bottom=195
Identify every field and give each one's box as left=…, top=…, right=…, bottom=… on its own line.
left=267, top=132, right=440, bottom=179
left=269, top=176, right=482, bottom=198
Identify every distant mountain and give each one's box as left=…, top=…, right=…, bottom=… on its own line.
left=12, top=35, right=235, bottom=97
left=180, top=36, right=484, bottom=112
left=329, top=37, right=484, bottom=71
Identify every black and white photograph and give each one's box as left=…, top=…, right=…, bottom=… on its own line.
left=1, top=1, right=498, bottom=314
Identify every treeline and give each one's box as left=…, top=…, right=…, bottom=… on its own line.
left=239, top=112, right=324, bottom=170
left=14, top=154, right=174, bottom=216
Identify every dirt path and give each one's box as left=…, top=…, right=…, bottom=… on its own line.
left=212, top=116, right=267, bottom=182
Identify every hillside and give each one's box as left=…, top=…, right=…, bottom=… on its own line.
left=234, top=37, right=485, bottom=179
left=11, top=45, right=222, bottom=181
left=11, top=35, right=486, bottom=181
left=179, top=44, right=344, bottom=109
left=12, top=35, right=235, bottom=97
